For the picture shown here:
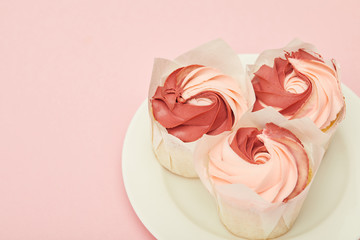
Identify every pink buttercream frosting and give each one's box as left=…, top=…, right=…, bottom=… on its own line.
left=208, top=123, right=309, bottom=203
left=252, top=49, right=344, bottom=130
left=152, top=65, right=248, bottom=142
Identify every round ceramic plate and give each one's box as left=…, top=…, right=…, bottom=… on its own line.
left=122, top=55, right=360, bottom=240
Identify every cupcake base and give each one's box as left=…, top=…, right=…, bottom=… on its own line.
left=217, top=196, right=305, bottom=239
left=151, top=115, right=198, bottom=178
left=152, top=139, right=198, bottom=178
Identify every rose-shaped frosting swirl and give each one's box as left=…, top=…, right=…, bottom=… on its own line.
left=208, top=123, right=309, bottom=203
left=151, top=64, right=248, bottom=142
left=252, top=49, right=344, bottom=130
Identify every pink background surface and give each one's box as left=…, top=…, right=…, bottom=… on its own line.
left=0, top=0, right=359, bottom=239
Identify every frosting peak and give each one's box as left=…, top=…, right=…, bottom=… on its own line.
left=208, top=123, right=309, bottom=203
left=152, top=65, right=248, bottom=142
left=230, top=127, right=268, bottom=165
left=252, top=49, right=344, bottom=130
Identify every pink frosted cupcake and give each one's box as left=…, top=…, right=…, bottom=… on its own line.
left=149, top=39, right=254, bottom=177
left=250, top=39, right=345, bottom=137
left=195, top=108, right=328, bottom=239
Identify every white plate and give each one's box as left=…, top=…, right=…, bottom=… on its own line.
left=122, top=55, right=360, bottom=239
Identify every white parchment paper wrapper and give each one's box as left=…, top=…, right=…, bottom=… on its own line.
left=195, top=107, right=329, bottom=239
left=148, top=39, right=255, bottom=178
left=246, top=39, right=346, bottom=143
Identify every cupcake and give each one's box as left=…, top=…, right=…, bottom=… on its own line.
left=195, top=108, right=328, bottom=239
left=249, top=39, right=345, bottom=138
left=149, top=39, right=254, bottom=177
